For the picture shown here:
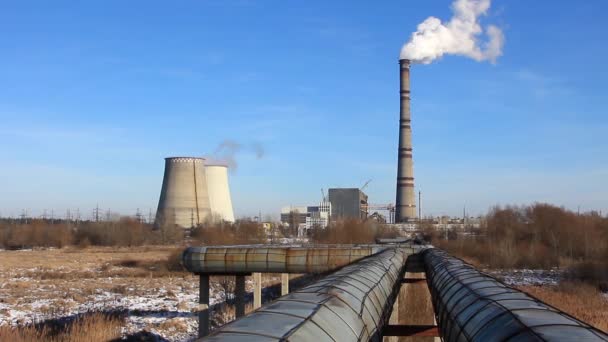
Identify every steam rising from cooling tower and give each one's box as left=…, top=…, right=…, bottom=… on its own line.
left=212, top=140, right=265, bottom=171
left=400, top=0, right=504, bottom=64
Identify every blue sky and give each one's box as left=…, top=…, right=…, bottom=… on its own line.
left=1, top=0, right=607, bottom=219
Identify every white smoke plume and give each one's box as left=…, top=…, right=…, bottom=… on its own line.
left=400, top=0, right=504, bottom=64
left=209, top=139, right=265, bottom=171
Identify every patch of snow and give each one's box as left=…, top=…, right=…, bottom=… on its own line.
left=0, top=277, right=237, bottom=341
left=485, top=268, right=562, bottom=286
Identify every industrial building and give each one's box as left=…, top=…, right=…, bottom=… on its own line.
left=280, top=201, right=331, bottom=235
left=279, top=206, right=308, bottom=227
left=155, top=157, right=235, bottom=228
left=328, top=188, right=368, bottom=221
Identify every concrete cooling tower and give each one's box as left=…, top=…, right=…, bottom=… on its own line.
left=155, top=157, right=211, bottom=228
left=205, top=164, right=235, bottom=223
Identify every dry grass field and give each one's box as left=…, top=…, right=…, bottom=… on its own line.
left=1, top=245, right=606, bottom=340
left=0, top=246, right=286, bottom=341
left=518, top=282, right=608, bottom=333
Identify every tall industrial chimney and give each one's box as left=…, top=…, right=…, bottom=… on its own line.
left=205, top=164, right=235, bottom=223
left=155, top=157, right=211, bottom=228
left=395, top=59, right=417, bottom=222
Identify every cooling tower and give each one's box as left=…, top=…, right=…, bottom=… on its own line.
left=395, top=59, right=417, bottom=222
left=155, top=157, right=211, bottom=228
left=205, top=164, right=235, bottom=223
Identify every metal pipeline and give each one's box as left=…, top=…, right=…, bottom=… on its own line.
left=199, top=248, right=411, bottom=341
left=183, top=244, right=419, bottom=275
left=423, top=249, right=608, bottom=341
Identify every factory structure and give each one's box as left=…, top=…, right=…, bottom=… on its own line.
left=328, top=188, right=368, bottom=221
left=156, top=58, right=418, bottom=231
left=155, top=157, right=235, bottom=228
left=281, top=58, right=419, bottom=231
left=280, top=187, right=369, bottom=235
left=280, top=201, right=331, bottom=235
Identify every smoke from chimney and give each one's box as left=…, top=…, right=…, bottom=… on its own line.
left=210, top=139, right=265, bottom=171
left=400, top=0, right=504, bottom=64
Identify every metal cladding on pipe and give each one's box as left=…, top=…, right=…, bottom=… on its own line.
left=423, top=249, right=608, bottom=342
left=200, top=248, right=411, bottom=341
left=155, top=157, right=211, bottom=228
left=205, top=164, right=235, bottom=223
left=182, top=245, right=414, bottom=274
left=395, top=59, right=417, bottom=222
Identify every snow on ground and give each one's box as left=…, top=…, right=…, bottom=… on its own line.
left=0, top=263, right=269, bottom=341
left=485, top=268, right=563, bottom=286
left=0, top=249, right=266, bottom=341
left=0, top=247, right=295, bottom=341
left=0, top=273, right=210, bottom=341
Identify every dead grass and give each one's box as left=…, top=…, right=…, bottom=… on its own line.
left=518, top=282, right=608, bottom=333
left=0, top=246, right=193, bottom=311
left=0, top=312, right=123, bottom=342
left=0, top=246, right=202, bottom=340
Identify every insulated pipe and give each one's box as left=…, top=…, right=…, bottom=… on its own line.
left=200, top=248, right=412, bottom=341
left=423, top=249, right=608, bottom=341
left=182, top=245, right=416, bottom=275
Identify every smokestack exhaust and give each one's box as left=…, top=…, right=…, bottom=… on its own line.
left=395, top=59, right=416, bottom=222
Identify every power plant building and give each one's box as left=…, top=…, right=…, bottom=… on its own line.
left=280, top=201, right=331, bottom=235
left=205, top=164, right=235, bottom=223
left=155, top=157, right=211, bottom=228
left=328, top=188, right=368, bottom=221
left=155, top=157, right=236, bottom=228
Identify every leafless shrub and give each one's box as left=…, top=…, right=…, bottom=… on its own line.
left=310, top=219, right=396, bottom=244
left=192, top=220, right=267, bottom=245
left=164, top=248, right=186, bottom=272
left=439, top=203, right=608, bottom=273
left=0, top=217, right=186, bottom=248
left=566, top=261, right=608, bottom=291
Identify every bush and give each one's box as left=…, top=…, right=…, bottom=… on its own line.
left=165, top=248, right=185, bottom=272
left=566, top=261, right=608, bottom=291
left=0, top=217, right=188, bottom=248
left=309, top=219, right=399, bottom=244
left=439, top=203, right=608, bottom=272
left=192, top=220, right=267, bottom=245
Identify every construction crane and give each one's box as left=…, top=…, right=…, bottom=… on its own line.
left=361, top=179, right=372, bottom=192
